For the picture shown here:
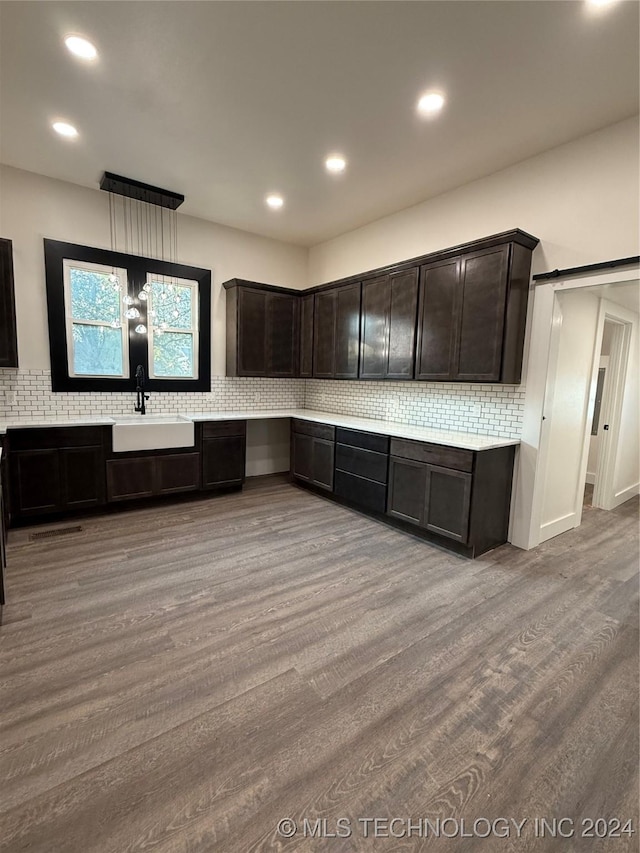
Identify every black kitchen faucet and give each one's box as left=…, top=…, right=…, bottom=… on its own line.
left=134, top=364, right=150, bottom=415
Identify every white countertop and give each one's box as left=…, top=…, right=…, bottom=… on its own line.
left=0, top=409, right=519, bottom=451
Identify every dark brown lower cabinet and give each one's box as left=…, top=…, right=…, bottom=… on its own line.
left=201, top=420, right=247, bottom=489
left=8, top=427, right=107, bottom=520
left=333, top=427, right=389, bottom=514
left=291, top=419, right=335, bottom=491
left=387, top=438, right=514, bottom=556
left=106, top=453, right=200, bottom=502
left=0, top=457, right=7, bottom=604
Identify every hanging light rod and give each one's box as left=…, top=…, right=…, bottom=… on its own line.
left=99, top=171, right=184, bottom=210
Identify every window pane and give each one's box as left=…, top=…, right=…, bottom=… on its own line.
left=70, top=267, right=121, bottom=323
left=153, top=332, right=194, bottom=377
left=72, top=324, right=124, bottom=376
left=150, top=281, right=193, bottom=329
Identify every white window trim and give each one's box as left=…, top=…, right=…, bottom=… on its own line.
left=63, top=259, right=129, bottom=378
left=147, top=275, right=199, bottom=379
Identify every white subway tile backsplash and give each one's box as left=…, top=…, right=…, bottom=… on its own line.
left=0, top=370, right=524, bottom=439
left=303, top=379, right=524, bottom=439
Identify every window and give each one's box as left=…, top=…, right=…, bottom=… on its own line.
left=147, top=276, right=199, bottom=379
left=45, top=240, right=211, bottom=392
left=63, top=260, right=129, bottom=377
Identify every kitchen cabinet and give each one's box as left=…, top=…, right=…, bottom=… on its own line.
left=416, top=237, right=535, bottom=383
left=9, top=427, right=107, bottom=519
left=387, top=438, right=514, bottom=556
left=290, top=419, right=335, bottom=491
left=222, top=228, right=537, bottom=385
left=225, top=280, right=299, bottom=377
left=201, top=420, right=246, bottom=489
left=106, top=451, right=200, bottom=502
left=360, top=268, right=419, bottom=380
left=106, top=451, right=200, bottom=501
left=0, top=237, right=18, bottom=368
left=299, top=293, right=314, bottom=377
left=312, top=282, right=361, bottom=379
left=0, top=448, right=7, bottom=604
left=333, top=427, right=389, bottom=514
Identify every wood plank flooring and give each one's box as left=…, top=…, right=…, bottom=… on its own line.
left=0, top=477, right=638, bottom=852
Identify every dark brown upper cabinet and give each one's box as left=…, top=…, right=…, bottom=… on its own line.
left=360, top=267, right=419, bottom=380
left=299, top=292, right=314, bottom=377
left=225, top=280, right=299, bottom=378
left=416, top=235, right=536, bottom=383
left=223, top=229, right=538, bottom=384
left=0, top=238, right=18, bottom=368
left=312, top=281, right=361, bottom=379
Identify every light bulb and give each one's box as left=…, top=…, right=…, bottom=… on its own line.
left=138, top=291, right=148, bottom=301
left=142, top=282, right=152, bottom=293
left=52, top=121, right=78, bottom=138
left=123, top=294, right=134, bottom=305
left=125, top=307, right=140, bottom=320
left=134, top=324, right=147, bottom=334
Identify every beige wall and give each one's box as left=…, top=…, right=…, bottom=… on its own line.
left=0, top=164, right=308, bottom=374
left=307, top=117, right=640, bottom=287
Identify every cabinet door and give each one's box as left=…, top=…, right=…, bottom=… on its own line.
left=313, top=290, right=336, bottom=378
left=202, top=436, right=245, bottom=488
left=237, top=288, right=267, bottom=375
left=387, top=456, right=427, bottom=525
left=61, top=446, right=105, bottom=509
left=0, top=479, right=6, bottom=604
left=157, top=453, right=200, bottom=494
left=0, top=238, right=18, bottom=368
left=299, top=293, right=314, bottom=378
left=455, top=246, right=510, bottom=381
left=11, top=449, right=62, bottom=516
left=311, top=437, right=334, bottom=491
left=266, top=292, right=299, bottom=377
left=360, top=275, right=389, bottom=379
left=334, top=282, right=361, bottom=378
left=291, top=432, right=313, bottom=481
left=415, top=258, right=460, bottom=381
left=424, top=464, right=472, bottom=543
left=106, top=458, right=155, bottom=502
left=387, top=268, right=419, bottom=379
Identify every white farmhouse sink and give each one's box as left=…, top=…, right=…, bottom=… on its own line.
left=112, top=415, right=194, bottom=453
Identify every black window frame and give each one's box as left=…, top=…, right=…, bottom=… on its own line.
left=44, top=239, right=211, bottom=392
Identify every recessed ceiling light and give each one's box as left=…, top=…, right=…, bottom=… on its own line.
left=52, top=121, right=79, bottom=138
left=64, top=35, right=98, bottom=61
left=586, top=0, right=618, bottom=6
left=265, top=194, right=284, bottom=210
left=417, top=91, right=445, bottom=116
left=325, top=155, right=347, bottom=174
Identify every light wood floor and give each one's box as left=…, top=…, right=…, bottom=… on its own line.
left=0, top=477, right=638, bottom=852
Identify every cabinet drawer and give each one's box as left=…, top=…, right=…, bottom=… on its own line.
left=292, top=419, right=335, bottom=441
left=335, top=444, right=388, bottom=484
left=201, top=420, right=246, bottom=438
left=335, top=427, right=389, bottom=454
left=334, top=470, right=387, bottom=514
left=389, top=438, right=473, bottom=472
left=9, top=426, right=106, bottom=450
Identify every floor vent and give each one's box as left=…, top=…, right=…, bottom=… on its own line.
left=30, top=525, right=83, bottom=541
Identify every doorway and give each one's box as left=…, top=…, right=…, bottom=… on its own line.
left=536, top=289, right=638, bottom=545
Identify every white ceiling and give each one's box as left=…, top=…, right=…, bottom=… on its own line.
left=0, top=1, right=638, bottom=246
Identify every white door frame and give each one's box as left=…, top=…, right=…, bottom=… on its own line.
left=509, top=265, right=639, bottom=550
left=592, top=303, right=635, bottom=509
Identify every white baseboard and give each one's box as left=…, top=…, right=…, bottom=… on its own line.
left=539, top=512, right=577, bottom=543
left=610, top=482, right=640, bottom=509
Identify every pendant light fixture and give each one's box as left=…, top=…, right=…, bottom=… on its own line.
left=101, top=172, right=185, bottom=336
